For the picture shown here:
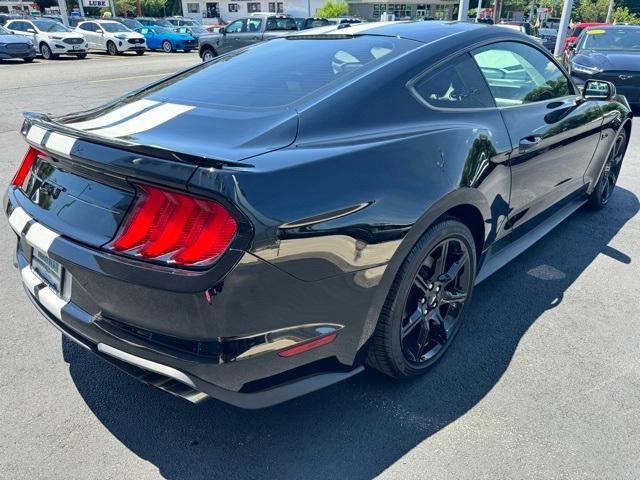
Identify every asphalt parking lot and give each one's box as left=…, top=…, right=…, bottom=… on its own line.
left=1, top=53, right=639, bottom=480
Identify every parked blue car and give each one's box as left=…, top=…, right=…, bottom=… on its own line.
left=135, top=26, right=197, bottom=52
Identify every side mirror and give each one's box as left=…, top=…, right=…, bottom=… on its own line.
left=583, top=79, right=616, bottom=101
left=96, top=28, right=103, bottom=34
left=567, top=42, right=576, bottom=51
left=27, top=28, right=36, bottom=33
left=219, top=27, right=225, bottom=35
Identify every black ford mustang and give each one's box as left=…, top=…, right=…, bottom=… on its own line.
left=568, top=25, right=640, bottom=108
left=4, top=22, right=632, bottom=408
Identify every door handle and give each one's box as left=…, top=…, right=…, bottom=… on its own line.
left=519, top=135, right=542, bottom=152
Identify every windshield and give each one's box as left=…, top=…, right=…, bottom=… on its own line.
left=145, top=36, right=417, bottom=108
left=33, top=20, right=69, bottom=32
left=101, top=22, right=130, bottom=32
left=124, top=19, right=143, bottom=29
left=155, top=19, right=172, bottom=27
left=151, top=27, right=173, bottom=34
left=266, top=17, right=298, bottom=31
left=581, top=28, right=640, bottom=51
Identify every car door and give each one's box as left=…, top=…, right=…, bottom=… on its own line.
left=78, top=22, right=98, bottom=49
left=471, top=41, right=605, bottom=236
left=239, top=17, right=263, bottom=47
left=139, top=28, right=156, bottom=49
left=220, top=19, right=246, bottom=53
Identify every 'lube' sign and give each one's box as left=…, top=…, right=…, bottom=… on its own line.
left=82, top=0, right=108, bottom=7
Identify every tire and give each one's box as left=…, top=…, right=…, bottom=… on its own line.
left=162, top=40, right=173, bottom=53
left=23, top=57, right=35, bottom=63
left=76, top=53, right=87, bottom=59
left=367, top=219, right=477, bottom=379
left=201, top=48, right=216, bottom=62
left=136, top=50, right=145, bottom=55
left=40, top=43, right=54, bottom=60
left=107, top=41, right=119, bottom=56
left=587, top=128, right=627, bottom=210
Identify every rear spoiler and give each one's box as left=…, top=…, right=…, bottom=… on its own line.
left=22, top=112, right=254, bottom=170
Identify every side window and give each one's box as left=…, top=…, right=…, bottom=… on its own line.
left=226, top=19, right=245, bottom=33
left=413, top=54, right=495, bottom=109
left=80, top=23, right=94, bottom=31
left=7, top=22, right=21, bottom=31
left=471, top=41, right=573, bottom=107
left=246, top=18, right=262, bottom=32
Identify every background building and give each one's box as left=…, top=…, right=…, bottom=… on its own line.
left=347, top=0, right=458, bottom=21
left=180, top=0, right=325, bottom=22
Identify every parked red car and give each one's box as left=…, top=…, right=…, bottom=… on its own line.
left=564, top=22, right=607, bottom=50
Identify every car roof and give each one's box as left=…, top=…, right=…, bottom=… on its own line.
left=297, top=20, right=503, bottom=44
left=584, top=24, right=640, bottom=30
left=574, top=22, right=607, bottom=27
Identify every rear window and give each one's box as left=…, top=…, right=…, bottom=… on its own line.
left=146, top=36, right=418, bottom=108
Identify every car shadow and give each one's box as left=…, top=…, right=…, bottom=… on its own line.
left=62, top=186, right=638, bottom=480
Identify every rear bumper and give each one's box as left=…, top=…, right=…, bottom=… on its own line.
left=5, top=187, right=374, bottom=407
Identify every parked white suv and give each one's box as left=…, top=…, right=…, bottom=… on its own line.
left=76, top=20, right=146, bottom=56
left=5, top=18, right=87, bottom=60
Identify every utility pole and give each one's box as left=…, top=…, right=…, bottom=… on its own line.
left=493, top=0, right=502, bottom=23
left=78, top=0, right=85, bottom=17
left=458, top=0, right=470, bottom=21
left=57, top=0, right=69, bottom=26
left=476, top=0, right=481, bottom=20
left=554, top=0, right=573, bottom=57
left=606, top=0, right=614, bottom=23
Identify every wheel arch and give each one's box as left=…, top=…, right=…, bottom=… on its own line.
left=356, top=188, right=491, bottom=356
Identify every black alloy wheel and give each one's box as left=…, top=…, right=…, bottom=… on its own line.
left=400, top=237, right=472, bottom=365
left=589, top=129, right=627, bottom=209
left=368, top=219, right=477, bottom=379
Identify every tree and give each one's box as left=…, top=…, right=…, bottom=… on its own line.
left=141, top=0, right=166, bottom=16
left=115, top=0, right=136, bottom=16
left=316, top=0, right=348, bottom=18
left=613, top=5, right=640, bottom=23
left=33, top=0, right=58, bottom=12
left=574, top=0, right=610, bottom=22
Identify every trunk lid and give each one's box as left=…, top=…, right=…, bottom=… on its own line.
left=58, top=97, right=299, bottom=162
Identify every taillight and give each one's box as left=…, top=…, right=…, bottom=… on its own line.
left=12, top=147, right=42, bottom=188
left=107, top=184, right=237, bottom=267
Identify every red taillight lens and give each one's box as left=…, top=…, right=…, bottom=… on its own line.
left=108, top=184, right=237, bottom=267
left=12, top=147, right=42, bottom=187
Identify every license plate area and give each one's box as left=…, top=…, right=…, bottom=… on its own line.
left=31, top=247, right=66, bottom=298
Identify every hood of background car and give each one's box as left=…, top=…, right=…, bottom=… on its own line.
left=58, top=98, right=298, bottom=162
left=575, top=50, right=640, bottom=71
left=0, top=34, right=30, bottom=43
left=47, top=31, right=85, bottom=39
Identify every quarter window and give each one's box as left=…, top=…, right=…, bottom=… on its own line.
left=413, top=54, right=495, bottom=109
left=471, top=41, right=573, bottom=107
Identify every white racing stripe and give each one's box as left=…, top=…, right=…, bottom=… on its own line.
left=21, top=265, right=42, bottom=294
left=90, top=102, right=194, bottom=139
left=45, top=132, right=76, bottom=157
left=26, top=125, right=47, bottom=145
left=25, top=222, right=60, bottom=253
left=8, top=207, right=32, bottom=235
left=38, top=287, right=67, bottom=321
left=66, top=99, right=159, bottom=131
